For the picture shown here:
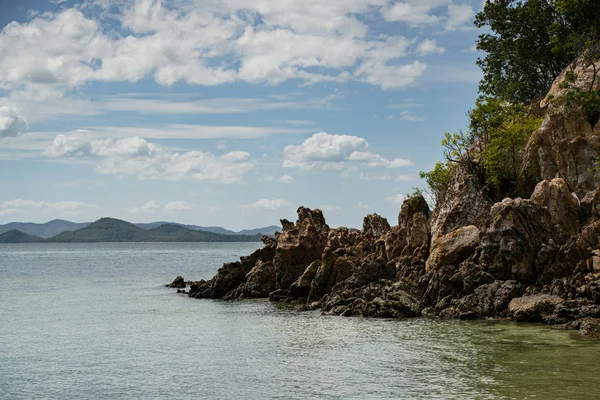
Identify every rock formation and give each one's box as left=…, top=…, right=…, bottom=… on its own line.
left=170, top=55, right=600, bottom=337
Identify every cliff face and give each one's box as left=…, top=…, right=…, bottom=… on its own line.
left=178, top=57, right=600, bottom=335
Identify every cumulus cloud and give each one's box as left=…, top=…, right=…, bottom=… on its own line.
left=445, top=4, right=475, bottom=31
left=416, top=39, right=445, bottom=56
left=251, top=199, right=291, bottom=210
left=0, top=198, right=100, bottom=217
left=0, top=106, right=28, bottom=138
left=0, top=1, right=438, bottom=93
left=382, top=0, right=449, bottom=26
left=44, top=130, right=253, bottom=183
left=164, top=201, right=194, bottom=212
left=283, top=132, right=412, bottom=171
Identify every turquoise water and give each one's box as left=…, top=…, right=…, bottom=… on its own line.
left=1, top=242, right=599, bottom=399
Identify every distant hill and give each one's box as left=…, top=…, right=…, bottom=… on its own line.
left=135, top=222, right=235, bottom=235
left=144, top=224, right=264, bottom=242
left=0, top=219, right=89, bottom=238
left=49, top=218, right=147, bottom=242
left=0, top=218, right=280, bottom=242
left=135, top=222, right=280, bottom=236
left=0, top=229, right=42, bottom=243
left=41, top=218, right=263, bottom=243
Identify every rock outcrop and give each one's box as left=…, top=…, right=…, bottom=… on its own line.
left=170, top=55, right=600, bottom=336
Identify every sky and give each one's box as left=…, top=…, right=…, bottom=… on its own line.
left=0, top=0, right=484, bottom=230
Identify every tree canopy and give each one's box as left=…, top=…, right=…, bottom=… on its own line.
left=475, top=0, right=600, bottom=104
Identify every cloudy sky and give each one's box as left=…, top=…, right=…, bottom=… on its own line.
left=0, top=0, right=483, bottom=230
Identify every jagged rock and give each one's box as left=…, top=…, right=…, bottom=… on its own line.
left=274, top=207, right=330, bottom=291
left=288, top=260, right=320, bottom=299
left=430, top=165, right=491, bottom=242
left=362, top=213, right=391, bottom=239
left=426, top=225, right=480, bottom=271
left=530, top=178, right=580, bottom=240
left=478, top=198, right=553, bottom=283
left=393, top=195, right=432, bottom=280
left=382, top=226, right=404, bottom=261
left=165, top=276, right=186, bottom=288
left=447, top=280, right=525, bottom=318
left=323, top=280, right=421, bottom=318
left=522, top=55, right=600, bottom=197
left=188, top=279, right=213, bottom=299
left=508, top=294, right=563, bottom=322
left=225, top=260, right=276, bottom=299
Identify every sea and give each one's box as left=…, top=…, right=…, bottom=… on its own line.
left=1, top=242, right=600, bottom=399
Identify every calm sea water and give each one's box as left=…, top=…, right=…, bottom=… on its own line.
left=1, top=242, right=600, bottom=400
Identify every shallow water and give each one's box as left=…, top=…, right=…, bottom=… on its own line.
left=1, top=242, right=599, bottom=399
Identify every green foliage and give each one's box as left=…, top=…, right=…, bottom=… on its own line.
left=481, top=111, right=543, bottom=196
left=440, top=131, right=474, bottom=164
left=475, top=0, right=600, bottom=104
left=419, top=162, right=452, bottom=205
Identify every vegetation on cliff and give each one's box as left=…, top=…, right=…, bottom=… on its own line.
left=421, top=0, right=600, bottom=204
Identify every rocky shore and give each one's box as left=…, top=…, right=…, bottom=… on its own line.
left=168, top=57, right=600, bottom=337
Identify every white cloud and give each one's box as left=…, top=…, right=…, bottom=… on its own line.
left=416, top=39, right=445, bottom=56
left=445, top=4, right=475, bottom=31
left=283, top=132, right=412, bottom=171
left=399, top=110, right=426, bottom=122
left=251, top=199, right=291, bottom=210
left=277, top=175, right=294, bottom=184
left=164, top=201, right=194, bottom=212
left=0, top=199, right=100, bottom=217
left=44, top=131, right=253, bottom=183
left=386, top=193, right=407, bottom=206
left=0, top=2, right=434, bottom=94
left=382, top=0, right=450, bottom=26
left=129, top=200, right=159, bottom=213
left=0, top=106, right=28, bottom=138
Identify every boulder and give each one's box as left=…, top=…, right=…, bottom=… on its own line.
left=530, top=178, right=580, bottom=240
left=478, top=198, right=552, bottom=283
left=508, top=294, right=563, bottom=322
left=426, top=225, right=480, bottom=271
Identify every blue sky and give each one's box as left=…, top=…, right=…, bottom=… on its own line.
left=0, top=0, right=483, bottom=230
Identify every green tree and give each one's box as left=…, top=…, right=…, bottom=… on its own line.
left=475, top=0, right=600, bottom=104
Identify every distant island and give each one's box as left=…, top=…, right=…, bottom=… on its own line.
left=0, top=218, right=279, bottom=243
